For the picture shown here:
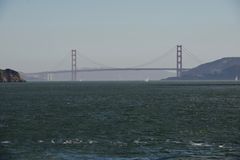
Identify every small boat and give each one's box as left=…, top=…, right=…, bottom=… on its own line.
left=145, top=77, right=150, bottom=82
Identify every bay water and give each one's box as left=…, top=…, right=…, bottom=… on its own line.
left=0, top=81, right=240, bottom=159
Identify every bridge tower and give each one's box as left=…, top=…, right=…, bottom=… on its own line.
left=71, top=49, right=77, bottom=81
left=176, top=45, right=183, bottom=78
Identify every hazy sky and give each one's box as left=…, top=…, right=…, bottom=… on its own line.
left=0, top=0, right=239, bottom=72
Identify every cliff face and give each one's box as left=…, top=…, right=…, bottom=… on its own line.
left=166, top=57, right=240, bottom=80
left=0, top=69, right=25, bottom=82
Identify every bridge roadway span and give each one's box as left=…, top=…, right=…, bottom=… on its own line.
left=30, top=68, right=191, bottom=75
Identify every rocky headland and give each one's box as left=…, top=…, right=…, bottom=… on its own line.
left=0, top=69, right=25, bottom=82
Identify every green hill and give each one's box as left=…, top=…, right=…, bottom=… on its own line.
left=166, top=57, right=240, bottom=80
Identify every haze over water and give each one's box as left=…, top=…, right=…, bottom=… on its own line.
left=1, top=81, right=240, bottom=159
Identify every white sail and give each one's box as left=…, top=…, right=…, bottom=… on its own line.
left=145, top=77, right=150, bottom=82
left=235, top=76, right=239, bottom=81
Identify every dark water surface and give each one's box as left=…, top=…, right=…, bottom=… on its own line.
left=0, top=81, right=240, bottom=160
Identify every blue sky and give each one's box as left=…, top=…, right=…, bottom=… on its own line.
left=0, top=0, right=239, bottom=72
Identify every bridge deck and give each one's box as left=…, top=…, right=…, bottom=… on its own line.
left=29, top=68, right=191, bottom=75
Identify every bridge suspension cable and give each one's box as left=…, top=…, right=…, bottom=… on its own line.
left=129, top=46, right=176, bottom=68
left=50, top=51, right=70, bottom=71
left=75, top=46, right=176, bottom=69
left=182, top=46, right=203, bottom=64
left=76, top=51, right=114, bottom=69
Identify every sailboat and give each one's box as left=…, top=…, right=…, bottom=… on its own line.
left=235, top=76, right=239, bottom=81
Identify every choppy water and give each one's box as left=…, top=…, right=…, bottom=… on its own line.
left=0, top=81, right=240, bottom=160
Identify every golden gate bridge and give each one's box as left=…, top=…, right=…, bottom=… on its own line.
left=28, top=45, right=201, bottom=81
